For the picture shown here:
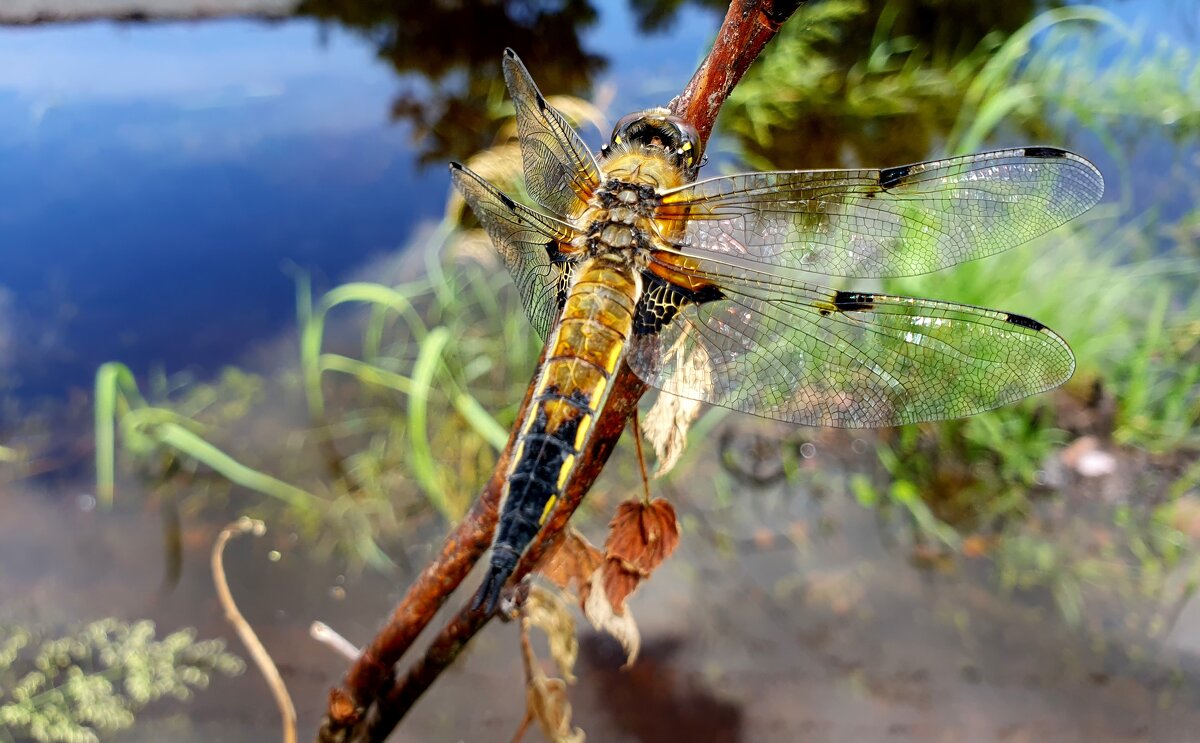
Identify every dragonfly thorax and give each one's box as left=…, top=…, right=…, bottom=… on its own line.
left=575, top=179, right=667, bottom=261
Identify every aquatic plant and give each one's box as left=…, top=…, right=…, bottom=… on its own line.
left=725, top=3, right=1200, bottom=165
left=719, top=0, right=1200, bottom=633
left=0, top=619, right=242, bottom=743
left=76, top=2, right=1200, bottom=739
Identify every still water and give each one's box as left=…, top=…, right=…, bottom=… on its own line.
left=1, top=1, right=1199, bottom=742
left=0, top=2, right=718, bottom=400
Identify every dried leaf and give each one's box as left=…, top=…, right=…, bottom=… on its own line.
left=519, top=603, right=586, bottom=743
left=524, top=586, right=579, bottom=683
left=540, top=528, right=603, bottom=600
left=642, top=387, right=704, bottom=477
left=583, top=571, right=641, bottom=666
left=640, top=330, right=711, bottom=476
left=525, top=674, right=585, bottom=743
left=601, top=499, right=680, bottom=611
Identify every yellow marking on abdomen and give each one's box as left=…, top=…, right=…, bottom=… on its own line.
left=506, top=258, right=642, bottom=492
left=573, top=413, right=593, bottom=451
left=555, top=453, right=576, bottom=490
left=538, top=359, right=609, bottom=410
left=553, top=319, right=627, bottom=374
left=539, top=494, right=559, bottom=525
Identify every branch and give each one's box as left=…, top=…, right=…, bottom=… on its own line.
left=668, top=0, right=804, bottom=146
left=317, top=2, right=801, bottom=738
left=318, top=344, right=549, bottom=741
left=363, top=366, right=647, bottom=741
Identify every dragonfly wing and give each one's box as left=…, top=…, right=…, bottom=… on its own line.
left=450, top=162, right=578, bottom=339
left=503, top=48, right=602, bottom=219
left=656, top=147, right=1103, bottom=278
left=627, top=259, right=1075, bottom=427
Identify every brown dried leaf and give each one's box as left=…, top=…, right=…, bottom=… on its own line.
left=519, top=604, right=585, bottom=743
left=525, top=674, right=585, bottom=743
left=600, top=563, right=641, bottom=615
left=524, top=586, right=579, bottom=683
left=583, top=571, right=641, bottom=666
left=641, top=386, right=704, bottom=477
left=640, top=329, right=711, bottom=476
left=606, top=498, right=680, bottom=569
left=601, top=499, right=680, bottom=611
left=539, top=527, right=603, bottom=600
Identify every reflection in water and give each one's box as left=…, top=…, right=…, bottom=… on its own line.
left=1, top=3, right=1199, bottom=740
left=297, top=0, right=605, bottom=164
left=723, top=0, right=1039, bottom=169
left=289, top=0, right=1041, bottom=169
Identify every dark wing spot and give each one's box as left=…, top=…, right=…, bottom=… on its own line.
left=497, top=191, right=517, bottom=210
left=832, top=290, right=876, bottom=312
left=1023, top=146, right=1067, bottom=159
left=449, top=161, right=463, bottom=172
left=546, top=246, right=574, bottom=313
left=691, top=284, right=726, bottom=304
left=634, top=272, right=726, bottom=335
left=879, top=165, right=910, bottom=189
left=1005, top=312, right=1045, bottom=331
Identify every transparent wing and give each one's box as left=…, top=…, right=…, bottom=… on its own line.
left=503, top=48, right=602, bottom=219
left=655, top=148, right=1104, bottom=278
left=627, top=257, right=1075, bottom=427
left=450, top=162, right=578, bottom=339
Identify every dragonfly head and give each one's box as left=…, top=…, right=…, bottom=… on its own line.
left=603, top=108, right=702, bottom=178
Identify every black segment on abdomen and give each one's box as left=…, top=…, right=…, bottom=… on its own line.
left=493, top=388, right=589, bottom=557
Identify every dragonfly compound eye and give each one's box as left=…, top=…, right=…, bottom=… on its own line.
left=610, top=108, right=702, bottom=172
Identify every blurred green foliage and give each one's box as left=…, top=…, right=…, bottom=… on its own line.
left=724, top=2, right=1200, bottom=167
left=89, top=2, right=1200, bottom=635
left=718, top=1, right=1200, bottom=630
left=0, top=619, right=242, bottom=743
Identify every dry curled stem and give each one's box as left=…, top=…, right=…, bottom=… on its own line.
left=213, top=517, right=296, bottom=743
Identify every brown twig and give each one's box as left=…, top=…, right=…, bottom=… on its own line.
left=317, top=3, right=800, bottom=739
left=318, top=344, right=549, bottom=742
left=361, top=366, right=647, bottom=741
left=668, top=0, right=804, bottom=147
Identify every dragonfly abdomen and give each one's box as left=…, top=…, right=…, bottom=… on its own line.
left=473, top=258, right=640, bottom=613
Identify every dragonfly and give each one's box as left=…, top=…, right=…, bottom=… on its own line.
left=451, top=49, right=1104, bottom=612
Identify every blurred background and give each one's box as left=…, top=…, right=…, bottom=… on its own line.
left=0, top=1, right=1198, bottom=741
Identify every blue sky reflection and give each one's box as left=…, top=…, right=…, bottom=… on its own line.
left=0, top=20, right=445, bottom=397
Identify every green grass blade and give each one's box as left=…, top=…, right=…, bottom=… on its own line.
left=408, top=327, right=453, bottom=520
left=450, top=390, right=509, bottom=452
left=319, top=353, right=415, bottom=394
left=93, top=362, right=144, bottom=508
left=152, top=422, right=322, bottom=511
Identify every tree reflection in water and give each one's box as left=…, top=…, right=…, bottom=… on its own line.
left=293, top=0, right=1039, bottom=170
left=296, top=0, right=605, bottom=164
